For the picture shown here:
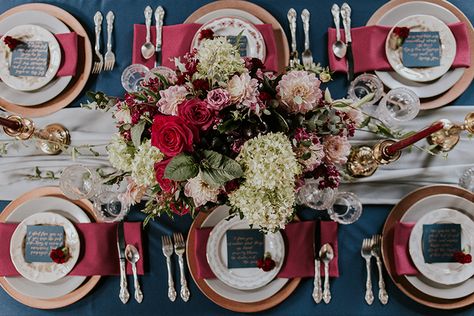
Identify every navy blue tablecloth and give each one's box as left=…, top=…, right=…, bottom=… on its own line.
left=0, top=0, right=472, bottom=315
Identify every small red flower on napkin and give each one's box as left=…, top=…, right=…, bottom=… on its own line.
left=50, top=247, right=70, bottom=264
left=389, top=27, right=410, bottom=50
left=199, top=29, right=214, bottom=41
left=257, top=253, right=276, bottom=272
left=393, top=27, right=410, bottom=39
left=2, top=36, right=23, bottom=50
left=453, top=251, right=472, bottom=264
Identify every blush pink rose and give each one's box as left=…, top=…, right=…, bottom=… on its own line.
left=206, top=88, right=231, bottom=111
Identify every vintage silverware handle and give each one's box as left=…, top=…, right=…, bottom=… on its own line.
left=94, top=11, right=103, bottom=53
left=144, top=6, right=152, bottom=43
left=312, top=259, right=322, bottom=303
left=331, top=4, right=341, bottom=42
left=375, top=257, right=388, bottom=304
left=301, top=9, right=310, bottom=51
left=106, top=11, right=114, bottom=52
left=364, top=258, right=374, bottom=305
left=132, top=262, right=143, bottom=303
left=155, top=6, right=164, bottom=47
left=178, top=255, right=190, bottom=302
left=119, top=260, right=130, bottom=304
left=166, top=256, right=177, bottom=302
left=341, top=3, right=352, bottom=43
left=322, top=262, right=331, bottom=303
left=287, top=8, right=297, bottom=54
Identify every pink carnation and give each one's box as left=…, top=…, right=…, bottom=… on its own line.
left=157, top=85, right=188, bottom=115
left=276, top=70, right=322, bottom=114
left=206, top=88, right=231, bottom=111
left=323, top=135, right=351, bottom=165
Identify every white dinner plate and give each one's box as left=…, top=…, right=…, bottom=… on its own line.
left=0, top=24, right=61, bottom=91
left=191, top=16, right=266, bottom=62
left=401, top=194, right=474, bottom=299
left=195, top=9, right=263, bottom=25
left=0, top=10, right=72, bottom=105
left=4, top=196, right=89, bottom=299
left=385, top=15, right=456, bottom=82
left=207, top=216, right=284, bottom=290
left=374, top=1, right=464, bottom=98
left=202, top=205, right=288, bottom=303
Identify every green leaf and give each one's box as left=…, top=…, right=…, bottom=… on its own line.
left=164, top=153, right=199, bottom=181
left=200, top=150, right=243, bottom=187
left=131, top=121, right=146, bottom=148
left=324, top=88, right=332, bottom=103
left=217, top=119, right=240, bottom=133
left=359, top=116, right=371, bottom=128
left=272, top=110, right=289, bottom=133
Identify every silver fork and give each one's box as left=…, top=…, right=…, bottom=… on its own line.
left=92, top=11, right=103, bottom=74
left=361, top=238, right=374, bottom=305
left=161, top=235, right=177, bottom=302
left=104, top=11, right=115, bottom=71
left=301, top=9, right=313, bottom=69
left=371, top=234, right=388, bottom=305
left=173, top=233, right=190, bottom=302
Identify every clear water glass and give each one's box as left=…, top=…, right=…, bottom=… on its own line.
left=327, top=192, right=363, bottom=224
left=348, top=73, right=384, bottom=113
left=121, top=64, right=150, bottom=93
left=459, top=167, right=474, bottom=192
left=377, top=87, right=420, bottom=126
left=93, top=189, right=129, bottom=223
left=297, top=179, right=337, bottom=210
left=59, top=165, right=100, bottom=200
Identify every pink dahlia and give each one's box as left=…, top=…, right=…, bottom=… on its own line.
left=276, top=70, right=322, bottom=114
left=323, top=135, right=351, bottom=165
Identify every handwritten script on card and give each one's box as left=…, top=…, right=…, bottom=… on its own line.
left=402, top=32, right=441, bottom=68
left=24, top=225, right=64, bottom=263
left=9, top=41, right=49, bottom=77
left=227, top=36, right=248, bottom=57
left=226, top=229, right=264, bottom=269
left=422, top=223, right=461, bottom=263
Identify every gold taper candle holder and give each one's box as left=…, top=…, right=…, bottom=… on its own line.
left=2, top=115, right=70, bottom=155
left=427, top=112, right=474, bottom=153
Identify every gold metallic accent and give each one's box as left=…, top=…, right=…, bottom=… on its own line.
left=372, top=140, right=402, bottom=164
left=3, top=115, right=35, bottom=140
left=463, top=112, right=474, bottom=134
left=346, top=146, right=379, bottom=178
left=34, top=124, right=71, bottom=155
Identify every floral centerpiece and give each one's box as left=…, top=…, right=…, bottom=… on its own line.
left=100, top=33, right=364, bottom=232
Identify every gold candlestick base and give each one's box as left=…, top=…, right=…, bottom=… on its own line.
left=3, top=115, right=35, bottom=140
left=426, top=112, right=474, bottom=153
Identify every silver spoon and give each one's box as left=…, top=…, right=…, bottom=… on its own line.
left=331, top=4, right=347, bottom=59
left=125, top=244, right=144, bottom=303
left=141, top=6, right=155, bottom=59
left=319, top=243, right=335, bottom=304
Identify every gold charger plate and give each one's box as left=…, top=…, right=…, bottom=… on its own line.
left=367, top=0, right=474, bottom=110
left=186, top=208, right=301, bottom=313
left=184, top=0, right=290, bottom=74
left=0, top=186, right=100, bottom=309
left=381, top=185, right=474, bottom=309
left=0, top=3, right=92, bottom=117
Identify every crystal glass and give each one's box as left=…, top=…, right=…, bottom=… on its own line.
left=297, top=179, right=337, bottom=210
left=121, top=64, right=150, bottom=93
left=377, top=87, right=420, bottom=126
left=327, top=192, right=363, bottom=224
left=348, top=73, right=384, bottom=113
left=59, top=165, right=100, bottom=200
left=459, top=167, right=474, bottom=192
left=93, top=189, right=129, bottom=223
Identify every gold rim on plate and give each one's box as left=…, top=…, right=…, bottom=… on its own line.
left=0, top=3, right=92, bottom=117
left=381, top=185, right=474, bottom=309
left=0, top=186, right=100, bottom=309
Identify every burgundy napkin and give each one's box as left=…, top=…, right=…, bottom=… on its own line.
left=132, top=23, right=279, bottom=72
left=0, top=222, right=144, bottom=276
left=55, top=32, right=78, bottom=76
left=393, top=221, right=418, bottom=276
left=327, top=22, right=471, bottom=74
left=194, top=221, right=339, bottom=279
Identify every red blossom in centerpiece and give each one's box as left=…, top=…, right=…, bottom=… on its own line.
left=257, top=254, right=276, bottom=272
left=154, top=158, right=177, bottom=193
left=199, top=29, right=214, bottom=41
left=178, top=98, right=215, bottom=131
left=151, top=115, right=198, bottom=157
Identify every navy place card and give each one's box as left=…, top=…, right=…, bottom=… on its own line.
left=227, top=35, right=248, bottom=57
left=402, top=31, right=441, bottom=68
left=226, top=229, right=264, bottom=269
left=422, top=223, right=461, bottom=263
left=9, top=41, right=49, bottom=77
left=24, top=225, right=64, bottom=263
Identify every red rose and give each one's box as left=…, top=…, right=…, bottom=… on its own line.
left=154, top=159, right=177, bottom=193
left=3, top=36, right=22, bottom=50
left=151, top=115, right=198, bottom=157
left=50, top=247, right=69, bottom=264
left=454, top=251, right=472, bottom=264
left=178, top=98, right=214, bottom=131
left=257, top=257, right=276, bottom=272
left=199, top=29, right=214, bottom=41
left=393, top=27, right=410, bottom=39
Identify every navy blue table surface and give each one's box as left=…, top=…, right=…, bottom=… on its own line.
left=0, top=1, right=472, bottom=315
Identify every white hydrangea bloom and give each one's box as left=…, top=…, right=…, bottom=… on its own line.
left=131, top=139, right=164, bottom=187
left=107, top=134, right=134, bottom=172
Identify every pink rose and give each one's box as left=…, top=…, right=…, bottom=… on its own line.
left=151, top=115, right=198, bottom=157
left=178, top=98, right=214, bottom=131
left=154, top=159, right=177, bottom=193
left=206, top=88, right=231, bottom=111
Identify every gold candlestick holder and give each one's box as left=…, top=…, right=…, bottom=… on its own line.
left=2, top=115, right=70, bottom=155
left=427, top=112, right=474, bottom=152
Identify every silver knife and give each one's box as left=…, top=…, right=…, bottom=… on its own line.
left=341, top=3, right=354, bottom=81
left=313, top=258, right=323, bottom=303
left=154, top=6, right=165, bottom=68
left=117, top=222, right=130, bottom=304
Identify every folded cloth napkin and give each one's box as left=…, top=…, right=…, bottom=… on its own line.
left=393, top=221, right=418, bottom=276
left=327, top=22, right=471, bottom=74
left=194, top=220, right=339, bottom=279
left=55, top=32, right=78, bottom=76
left=0, top=222, right=144, bottom=276
left=132, top=23, right=279, bottom=72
